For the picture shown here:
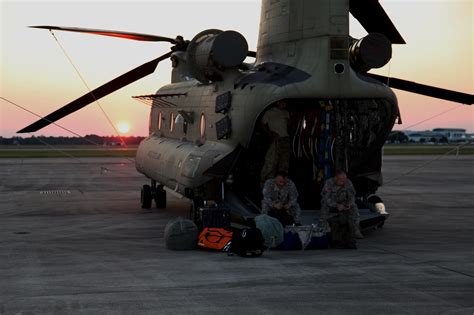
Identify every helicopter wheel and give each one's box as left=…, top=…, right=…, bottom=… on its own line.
left=190, top=196, right=204, bottom=224
left=141, top=184, right=152, bottom=209
left=154, top=185, right=167, bottom=209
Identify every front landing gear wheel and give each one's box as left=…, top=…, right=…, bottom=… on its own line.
left=141, top=184, right=152, bottom=209
left=154, top=185, right=167, bottom=209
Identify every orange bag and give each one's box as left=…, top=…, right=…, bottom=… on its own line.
left=198, top=228, right=233, bottom=251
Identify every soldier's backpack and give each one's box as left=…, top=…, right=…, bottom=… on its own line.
left=197, top=227, right=233, bottom=252
left=164, top=217, right=199, bottom=250
left=276, top=230, right=302, bottom=250
left=255, top=214, right=284, bottom=248
left=230, top=228, right=266, bottom=257
left=279, top=223, right=331, bottom=250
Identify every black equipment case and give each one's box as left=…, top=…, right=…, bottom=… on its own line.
left=196, top=206, right=231, bottom=229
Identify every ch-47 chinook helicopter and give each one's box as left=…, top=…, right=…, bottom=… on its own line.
left=19, top=0, right=473, bottom=227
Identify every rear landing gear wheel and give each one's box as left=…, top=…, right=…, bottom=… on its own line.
left=154, top=185, right=167, bottom=209
left=141, top=184, right=152, bottom=209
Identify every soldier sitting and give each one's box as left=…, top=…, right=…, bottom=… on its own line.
left=262, top=171, right=301, bottom=226
left=320, top=170, right=362, bottom=249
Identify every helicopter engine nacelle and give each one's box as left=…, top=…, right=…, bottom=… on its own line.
left=186, top=29, right=248, bottom=83
left=349, top=33, right=392, bottom=73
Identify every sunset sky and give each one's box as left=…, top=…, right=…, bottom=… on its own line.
left=1, top=0, right=472, bottom=137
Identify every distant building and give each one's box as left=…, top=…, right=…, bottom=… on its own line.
left=432, top=128, right=467, bottom=142
left=402, top=128, right=468, bottom=143
left=405, top=131, right=444, bottom=143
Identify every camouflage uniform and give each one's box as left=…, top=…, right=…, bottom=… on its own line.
left=262, top=178, right=301, bottom=224
left=260, top=136, right=290, bottom=185
left=320, top=177, right=361, bottom=239
left=260, top=107, right=290, bottom=185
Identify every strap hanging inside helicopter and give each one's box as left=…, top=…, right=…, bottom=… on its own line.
left=292, top=114, right=318, bottom=160
left=291, top=100, right=336, bottom=182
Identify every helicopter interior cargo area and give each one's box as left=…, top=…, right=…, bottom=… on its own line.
left=232, top=98, right=396, bottom=209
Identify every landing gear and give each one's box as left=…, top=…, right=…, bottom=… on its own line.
left=141, top=184, right=152, bottom=209
left=154, top=184, right=167, bottom=209
left=141, top=181, right=167, bottom=209
left=190, top=196, right=204, bottom=222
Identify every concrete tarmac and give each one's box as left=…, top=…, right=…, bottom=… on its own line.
left=0, top=155, right=473, bottom=314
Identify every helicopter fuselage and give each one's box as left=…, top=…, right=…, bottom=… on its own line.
left=135, top=52, right=398, bottom=204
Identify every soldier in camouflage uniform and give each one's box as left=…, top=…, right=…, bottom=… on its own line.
left=260, top=100, right=290, bottom=186
left=262, top=171, right=301, bottom=226
left=320, top=170, right=362, bottom=249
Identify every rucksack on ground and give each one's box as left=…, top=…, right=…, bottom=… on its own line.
left=276, top=230, right=302, bottom=250
left=164, top=217, right=199, bottom=250
left=255, top=214, right=284, bottom=248
left=197, top=227, right=233, bottom=251
left=230, top=228, right=266, bottom=257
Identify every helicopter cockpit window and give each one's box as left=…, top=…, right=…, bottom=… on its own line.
left=200, top=113, right=206, bottom=138
left=170, top=112, right=175, bottom=132
left=157, top=111, right=162, bottom=131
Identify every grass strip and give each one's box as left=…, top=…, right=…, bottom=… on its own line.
left=383, top=146, right=474, bottom=155
left=0, top=150, right=137, bottom=158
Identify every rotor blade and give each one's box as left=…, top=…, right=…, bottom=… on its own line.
left=17, top=51, right=173, bottom=133
left=349, top=0, right=405, bottom=44
left=30, top=25, right=178, bottom=44
left=366, top=73, right=474, bottom=105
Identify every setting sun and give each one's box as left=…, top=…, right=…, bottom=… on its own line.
left=117, top=121, right=130, bottom=134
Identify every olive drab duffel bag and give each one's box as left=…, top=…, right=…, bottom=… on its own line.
left=255, top=214, right=284, bottom=249
left=164, top=217, right=199, bottom=250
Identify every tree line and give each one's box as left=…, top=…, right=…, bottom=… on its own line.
left=0, top=135, right=145, bottom=146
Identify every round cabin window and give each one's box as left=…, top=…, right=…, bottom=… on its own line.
left=157, top=111, right=162, bottom=131
left=200, top=113, right=206, bottom=138
left=170, top=112, right=175, bottom=132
